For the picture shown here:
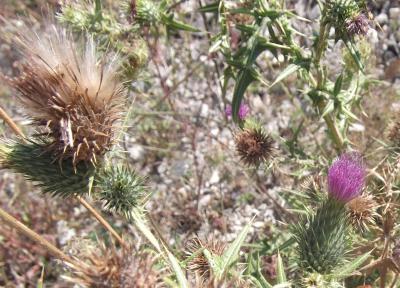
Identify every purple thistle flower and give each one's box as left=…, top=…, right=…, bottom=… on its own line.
left=225, top=103, right=250, bottom=120
left=345, top=13, right=369, bottom=36
left=328, top=152, right=365, bottom=203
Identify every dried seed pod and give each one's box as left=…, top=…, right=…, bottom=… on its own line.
left=65, top=239, right=162, bottom=287
left=234, top=126, right=274, bottom=167
left=185, top=237, right=225, bottom=281
left=346, top=195, right=377, bottom=232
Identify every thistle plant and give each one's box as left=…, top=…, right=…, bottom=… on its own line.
left=294, top=152, right=365, bottom=274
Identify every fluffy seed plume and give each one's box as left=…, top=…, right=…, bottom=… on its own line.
left=5, top=24, right=125, bottom=166
left=185, top=237, right=225, bottom=282
left=346, top=195, right=377, bottom=232
left=235, top=127, right=274, bottom=167
left=328, top=152, right=365, bottom=203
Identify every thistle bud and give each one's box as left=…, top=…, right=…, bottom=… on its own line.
left=0, top=141, right=95, bottom=198
left=294, top=198, right=349, bottom=274
left=95, top=165, right=147, bottom=219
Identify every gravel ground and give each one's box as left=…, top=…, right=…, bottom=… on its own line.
left=0, top=0, right=399, bottom=286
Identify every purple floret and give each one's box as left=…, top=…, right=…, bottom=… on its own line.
left=225, top=103, right=250, bottom=120
left=328, top=152, right=365, bottom=202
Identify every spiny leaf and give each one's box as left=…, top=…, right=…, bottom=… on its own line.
left=331, top=250, right=372, bottom=280
left=276, top=252, right=287, bottom=284
left=269, top=63, right=301, bottom=89
left=219, top=220, right=253, bottom=276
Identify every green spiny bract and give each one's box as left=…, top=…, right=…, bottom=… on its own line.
left=96, top=165, right=147, bottom=218
left=0, top=141, right=95, bottom=198
left=293, top=198, right=350, bottom=274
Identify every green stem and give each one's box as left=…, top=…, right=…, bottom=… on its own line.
left=313, top=22, right=345, bottom=151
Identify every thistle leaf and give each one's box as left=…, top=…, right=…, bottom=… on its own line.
left=331, top=251, right=371, bottom=280
left=276, top=252, right=287, bottom=284
left=269, top=63, right=301, bottom=89
left=219, top=220, right=253, bottom=276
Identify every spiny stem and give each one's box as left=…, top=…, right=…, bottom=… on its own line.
left=77, top=196, right=127, bottom=249
left=0, top=105, right=126, bottom=248
left=0, top=106, right=25, bottom=139
left=0, top=207, right=85, bottom=271
left=313, top=22, right=345, bottom=151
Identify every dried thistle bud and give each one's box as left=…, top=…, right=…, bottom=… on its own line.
left=300, top=174, right=326, bottom=204
left=135, top=0, right=162, bottom=25
left=65, top=239, right=161, bottom=287
left=346, top=195, right=377, bottom=232
left=6, top=24, right=125, bottom=167
left=234, top=125, right=274, bottom=167
left=96, top=165, right=147, bottom=218
left=185, top=237, right=225, bottom=281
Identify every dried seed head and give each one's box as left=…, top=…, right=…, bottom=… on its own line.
left=65, top=240, right=161, bottom=287
left=6, top=24, right=125, bottom=167
left=346, top=195, right=377, bottom=232
left=185, top=237, right=225, bottom=281
left=234, top=127, right=274, bottom=167
left=300, top=175, right=326, bottom=204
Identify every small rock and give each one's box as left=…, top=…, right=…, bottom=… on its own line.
left=376, top=13, right=388, bottom=25
left=128, top=144, right=145, bottom=161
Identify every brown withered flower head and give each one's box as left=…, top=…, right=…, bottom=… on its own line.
left=65, top=239, right=162, bottom=287
left=185, top=237, right=225, bottom=282
left=235, top=127, right=274, bottom=167
left=6, top=24, right=125, bottom=166
left=346, top=195, right=377, bottom=232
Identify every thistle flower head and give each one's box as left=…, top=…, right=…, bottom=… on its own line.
left=324, top=0, right=365, bottom=40
left=328, top=152, right=365, bottom=203
left=345, top=13, right=369, bottom=36
left=234, top=125, right=274, bottom=167
left=6, top=24, right=125, bottom=167
left=96, top=165, right=147, bottom=218
left=346, top=195, right=377, bottom=232
left=185, top=237, right=225, bottom=281
left=225, top=103, right=250, bottom=120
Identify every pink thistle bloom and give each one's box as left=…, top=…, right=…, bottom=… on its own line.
left=328, top=152, right=365, bottom=202
left=225, top=103, right=250, bottom=120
